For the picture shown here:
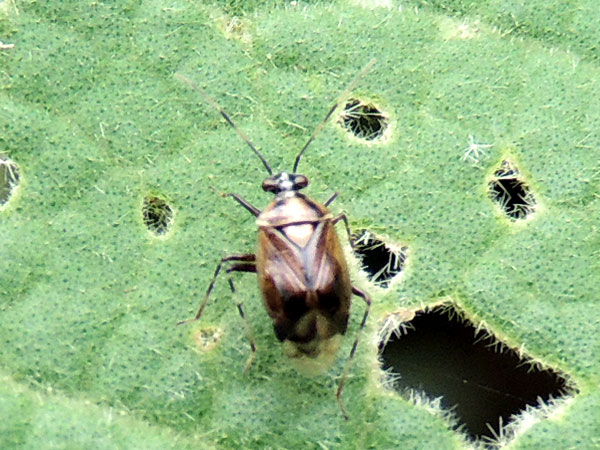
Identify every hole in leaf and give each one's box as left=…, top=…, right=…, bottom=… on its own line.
left=351, top=230, right=407, bottom=288
left=221, top=16, right=251, bottom=44
left=488, top=160, right=535, bottom=220
left=339, top=99, right=388, bottom=141
left=194, top=327, right=222, bottom=352
left=0, top=156, right=20, bottom=207
left=226, top=17, right=243, bottom=34
left=379, top=304, right=574, bottom=444
left=143, top=196, right=173, bottom=235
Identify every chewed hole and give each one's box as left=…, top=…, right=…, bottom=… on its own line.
left=339, top=99, right=388, bottom=141
left=379, top=304, right=576, bottom=445
left=0, top=156, right=20, bottom=207
left=489, top=160, right=536, bottom=220
left=226, top=16, right=243, bottom=34
left=142, top=195, right=173, bottom=236
left=221, top=16, right=251, bottom=44
left=351, top=229, right=407, bottom=288
left=194, top=327, right=223, bottom=352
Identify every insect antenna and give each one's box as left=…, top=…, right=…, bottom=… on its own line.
left=175, top=74, right=273, bottom=175
left=292, top=58, right=377, bottom=173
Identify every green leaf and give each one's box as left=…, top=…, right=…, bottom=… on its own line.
left=1, top=0, right=598, bottom=448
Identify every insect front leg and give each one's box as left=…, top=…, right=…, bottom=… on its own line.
left=178, top=253, right=256, bottom=325
left=324, top=192, right=339, bottom=207
left=336, top=286, right=372, bottom=420
left=228, top=278, right=258, bottom=372
left=224, top=193, right=261, bottom=217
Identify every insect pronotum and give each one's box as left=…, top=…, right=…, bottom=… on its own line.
left=177, top=59, right=375, bottom=419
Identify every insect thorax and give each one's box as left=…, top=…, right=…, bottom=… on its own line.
left=257, top=192, right=330, bottom=226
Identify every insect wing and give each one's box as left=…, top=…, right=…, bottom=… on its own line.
left=257, top=218, right=351, bottom=341
left=257, top=225, right=308, bottom=321
left=302, top=220, right=352, bottom=315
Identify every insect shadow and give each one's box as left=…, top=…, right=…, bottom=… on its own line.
left=176, top=59, right=376, bottom=419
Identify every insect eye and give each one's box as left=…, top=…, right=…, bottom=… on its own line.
left=294, top=175, right=309, bottom=189
left=262, top=178, right=277, bottom=192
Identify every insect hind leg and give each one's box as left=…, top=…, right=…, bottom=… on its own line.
left=336, top=285, right=372, bottom=420
left=228, top=278, right=258, bottom=372
left=177, top=253, right=256, bottom=325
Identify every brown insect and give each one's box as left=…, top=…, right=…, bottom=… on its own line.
left=176, top=60, right=375, bottom=419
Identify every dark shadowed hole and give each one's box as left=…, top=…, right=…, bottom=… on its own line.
left=143, top=196, right=173, bottom=235
left=0, top=156, right=20, bottom=206
left=339, top=99, right=388, bottom=141
left=379, top=305, right=573, bottom=444
left=488, top=160, right=535, bottom=220
left=351, top=230, right=406, bottom=288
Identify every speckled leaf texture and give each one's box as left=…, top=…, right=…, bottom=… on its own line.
left=0, top=0, right=598, bottom=449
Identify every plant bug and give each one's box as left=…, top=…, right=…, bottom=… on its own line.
left=176, top=59, right=375, bottom=419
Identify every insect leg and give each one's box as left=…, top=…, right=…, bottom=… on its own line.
left=324, top=192, right=339, bottom=207
left=336, top=285, right=372, bottom=420
left=228, top=278, right=257, bottom=372
left=224, top=193, right=261, bottom=217
left=178, top=253, right=256, bottom=325
left=332, top=213, right=355, bottom=250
